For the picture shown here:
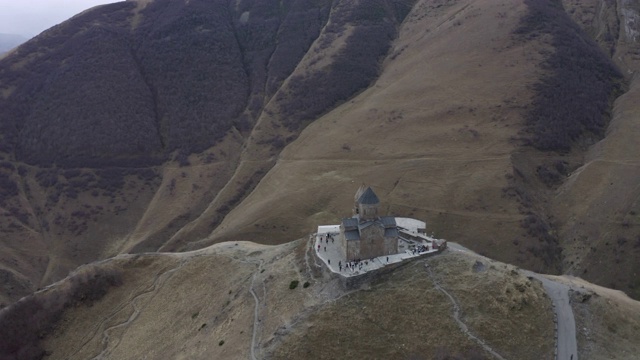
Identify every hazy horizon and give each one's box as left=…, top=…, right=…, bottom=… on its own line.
left=0, top=0, right=120, bottom=38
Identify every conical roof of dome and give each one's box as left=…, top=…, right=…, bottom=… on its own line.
left=357, top=187, right=380, bottom=205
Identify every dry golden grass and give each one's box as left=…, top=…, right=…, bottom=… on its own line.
left=429, top=252, right=555, bottom=360
left=268, top=249, right=555, bottom=360
left=43, top=243, right=260, bottom=359
left=269, top=263, right=485, bottom=360
left=209, top=0, right=550, bottom=271
left=30, top=240, right=640, bottom=360
left=41, top=240, right=317, bottom=360
left=208, top=0, right=640, bottom=295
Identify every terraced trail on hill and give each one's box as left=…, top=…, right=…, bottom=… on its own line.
left=88, top=258, right=186, bottom=360
left=425, top=262, right=507, bottom=360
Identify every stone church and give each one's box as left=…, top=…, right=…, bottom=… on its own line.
left=339, top=186, right=398, bottom=261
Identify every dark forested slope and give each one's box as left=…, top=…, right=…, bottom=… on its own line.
left=0, top=0, right=414, bottom=167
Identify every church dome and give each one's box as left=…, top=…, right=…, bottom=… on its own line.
left=357, top=187, right=380, bottom=205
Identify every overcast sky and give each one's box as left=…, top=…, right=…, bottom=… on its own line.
left=0, top=0, right=120, bottom=38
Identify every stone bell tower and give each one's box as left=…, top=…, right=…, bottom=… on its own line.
left=353, top=186, right=380, bottom=221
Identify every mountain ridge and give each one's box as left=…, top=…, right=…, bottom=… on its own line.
left=2, top=239, right=639, bottom=359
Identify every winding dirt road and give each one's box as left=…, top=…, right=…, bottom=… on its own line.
left=522, top=270, right=578, bottom=360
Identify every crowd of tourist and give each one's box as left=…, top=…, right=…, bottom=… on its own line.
left=338, top=258, right=375, bottom=272
left=411, top=244, right=430, bottom=255
left=316, top=232, right=437, bottom=274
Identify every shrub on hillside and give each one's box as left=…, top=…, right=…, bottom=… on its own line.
left=289, top=280, right=299, bottom=289
left=0, top=172, right=18, bottom=205
left=519, top=213, right=560, bottom=268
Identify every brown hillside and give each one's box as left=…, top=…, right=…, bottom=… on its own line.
left=207, top=0, right=638, bottom=300
left=0, top=0, right=638, bottom=306
left=3, top=240, right=638, bottom=359
left=551, top=0, right=640, bottom=299
left=208, top=0, right=554, bottom=269
left=0, top=241, right=563, bottom=360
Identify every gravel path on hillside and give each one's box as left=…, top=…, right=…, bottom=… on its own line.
left=424, top=263, right=507, bottom=360
left=448, top=242, right=578, bottom=360
left=219, top=253, right=264, bottom=360
left=249, top=260, right=264, bottom=360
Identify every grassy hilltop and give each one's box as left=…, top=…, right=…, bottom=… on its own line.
left=2, top=240, right=639, bottom=359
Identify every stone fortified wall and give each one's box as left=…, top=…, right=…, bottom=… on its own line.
left=316, top=241, right=448, bottom=290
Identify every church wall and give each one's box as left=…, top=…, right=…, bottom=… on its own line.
left=340, top=249, right=444, bottom=289
left=358, top=226, right=385, bottom=259
left=339, top=229, right=348, bottom=261
left=346, top=239, right=361, bottom=261
left=383, top=236, right=398, bottom=255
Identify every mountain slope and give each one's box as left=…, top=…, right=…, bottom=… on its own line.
left=550, top=0, right=640, bottom=299
left=0, top=0, right=638, bottom=306
left=206, top=0, right=638, bottom=298
left=205, top=0, right=573, bottom=267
